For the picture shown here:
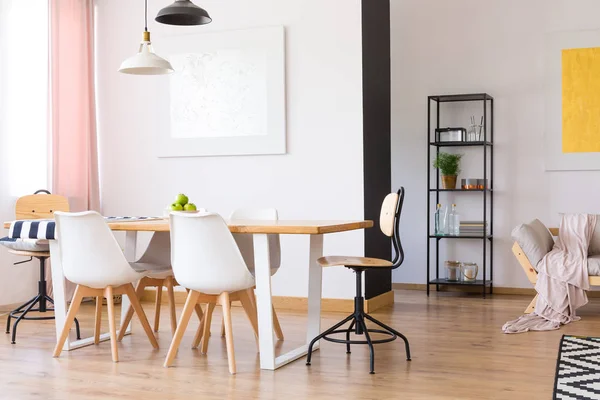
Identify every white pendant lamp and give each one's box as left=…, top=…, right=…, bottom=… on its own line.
left=119, top=0, right=174, bottom=75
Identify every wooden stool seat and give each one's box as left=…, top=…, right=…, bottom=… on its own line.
left=317, top=256, right=393, bottom=268
left=8, top=249, right=51, bottom=258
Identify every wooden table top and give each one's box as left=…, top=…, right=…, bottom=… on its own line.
left=4, top=219, right=373, bottom=235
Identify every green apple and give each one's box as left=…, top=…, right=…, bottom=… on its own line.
left=184, top=203, right=197, bottom=211
left=170, top=203, right=184, bottom=211
left=175, top=193, right=189, bottom=206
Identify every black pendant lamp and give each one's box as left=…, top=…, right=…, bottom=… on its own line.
left=155, top=0, right=212, bottom=26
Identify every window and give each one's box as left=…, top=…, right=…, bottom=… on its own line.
left=0, top=0, right=49, bottom=196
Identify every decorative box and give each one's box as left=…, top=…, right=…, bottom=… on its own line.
left=435, top=127, right=466, bottom=142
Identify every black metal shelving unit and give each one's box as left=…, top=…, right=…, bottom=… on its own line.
left=426, top=93, right=494, bottom=298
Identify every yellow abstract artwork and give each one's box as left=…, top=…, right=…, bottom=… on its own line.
left=562, top=47, right=600, bottom=153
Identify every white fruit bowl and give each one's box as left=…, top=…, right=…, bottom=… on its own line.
left=163, top=207, right=202, bottom=217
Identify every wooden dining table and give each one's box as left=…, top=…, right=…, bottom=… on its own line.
left=4, top=217, right=373, bottom=370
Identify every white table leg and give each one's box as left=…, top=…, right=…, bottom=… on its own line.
left=119, top=231, right=138, bottom=334
left=253, top=233, right=276, bottom=369
left=306, top=234, right=324, bottom=344
left=254, top=233, right=324, bottom=370
left=49, top=241, right=69, bottom=350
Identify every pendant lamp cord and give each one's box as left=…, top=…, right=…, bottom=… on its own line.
left=144, top=0, right=148, bottom=32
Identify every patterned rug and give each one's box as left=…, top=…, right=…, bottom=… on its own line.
left=554, top=335, right=600, bottom=399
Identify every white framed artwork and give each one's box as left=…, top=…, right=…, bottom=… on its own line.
left=155, top=26, right=286, bottom=157
left=544, top=29, right=600, bottom=171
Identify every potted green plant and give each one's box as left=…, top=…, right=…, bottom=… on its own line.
left=433, top=152, right=462, bottom=189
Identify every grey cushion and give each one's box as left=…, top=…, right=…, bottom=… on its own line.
left=0, top=237, right=50, bottom=252
left=587, top=255, right=600, bottom=276
left=589, top=221, right=600, bottom=256
left=511, top=219, right=554, bottom=270
left=129, top=262, right=173, bottom=279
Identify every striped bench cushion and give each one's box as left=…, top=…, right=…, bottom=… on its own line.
left=8, top=216, right=161, bottom=240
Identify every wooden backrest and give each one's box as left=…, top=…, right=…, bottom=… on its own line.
left=380, top=193, right=399, bottom=237
left=15, top=194, right=69, bottom=220
left=549, top=227, right=558, bottom=237
left=379, top=187, right=405, bottom=269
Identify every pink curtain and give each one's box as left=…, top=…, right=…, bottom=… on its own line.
left=50, top=0, right=100, bottom=212
left=49, top=0, right=99, bottom=300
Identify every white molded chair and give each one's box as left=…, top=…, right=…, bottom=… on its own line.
left=223, top=208, right=284, bottom=340
left=117, top=231, right=204, bottom=340
left=164, top=212, right=259, bottom=374
left=52, top=211, right=159, bottom=362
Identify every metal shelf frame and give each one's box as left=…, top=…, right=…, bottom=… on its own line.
left=426, top=94, right=494, bottom=298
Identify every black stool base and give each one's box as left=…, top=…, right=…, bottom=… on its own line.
left=306, top=268, right=411, bottom=374
left=6, top=257, right=81, bottom=344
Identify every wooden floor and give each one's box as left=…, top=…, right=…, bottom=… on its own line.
left=0, top=290, right=595, bottom=399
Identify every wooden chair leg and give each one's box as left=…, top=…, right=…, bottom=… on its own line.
left=238, top=289, right=259, bottom=349
left=166, top=277, right=177, bottom=335
left=199, top=303, right=216, bottom=353
left=117, top=280, right=147, bottom=341
left=194, top=304, right=204, bottom=323
left=220, top=292, right=236, bottom=374
left=186, top=288, right=205, bottom=327
left=164, top=290, right=200, bottom=367
left=94, top=296, right=102, bottom=344
left=525, top=294, right=538, bottom=314
left=192, top=304, right=208, bottom=349
left=154, top=284, right=163, bottom=332
left=191, top=303, right=205, bottom=346
left=194, top=304, right=204, bottom=330
left=249, top=288, right=283, bottom=340
left=53, top=285, right=85, bottom=358
left=220, top=300, right=233, bottom=337
left=123, top=284, right=159, bottom=349
left=272, top=306, right=284, bottom=341
left=105, top=286, right=119, bottom=363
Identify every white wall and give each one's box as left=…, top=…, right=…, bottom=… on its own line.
left=391, top=0, right=600, bottom=288
left=95, top=0, right=364, bottom=298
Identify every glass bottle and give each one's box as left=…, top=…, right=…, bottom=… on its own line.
left=440, top=204, right=449, bottom=235
left=451, top=204, right=460, bottom=235
left=447, top=205, right=455, bottom=236
left=434, top=204, right=442, bottom=235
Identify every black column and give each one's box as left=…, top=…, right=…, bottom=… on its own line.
left=362, top=0, right=392, bottom=299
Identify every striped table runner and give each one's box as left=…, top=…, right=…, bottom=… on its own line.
left=8, top=216, right=162, bottom=240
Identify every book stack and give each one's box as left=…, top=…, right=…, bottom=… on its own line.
left=459, top=221, right=488, bottom=236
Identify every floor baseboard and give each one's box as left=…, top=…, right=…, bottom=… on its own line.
left=365, top=290, right=395, bottom=313
left=141, top=288, right=396, bottom=313
left=392, top=282, right=531, bottom=295
left=392, top=283, right=600, bottom=298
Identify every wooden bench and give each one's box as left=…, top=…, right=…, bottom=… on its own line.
left=512, top=227, right=600, bottom=313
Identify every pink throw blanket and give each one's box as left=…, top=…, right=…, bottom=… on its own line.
left=503, top=213, right=597, bottom=333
